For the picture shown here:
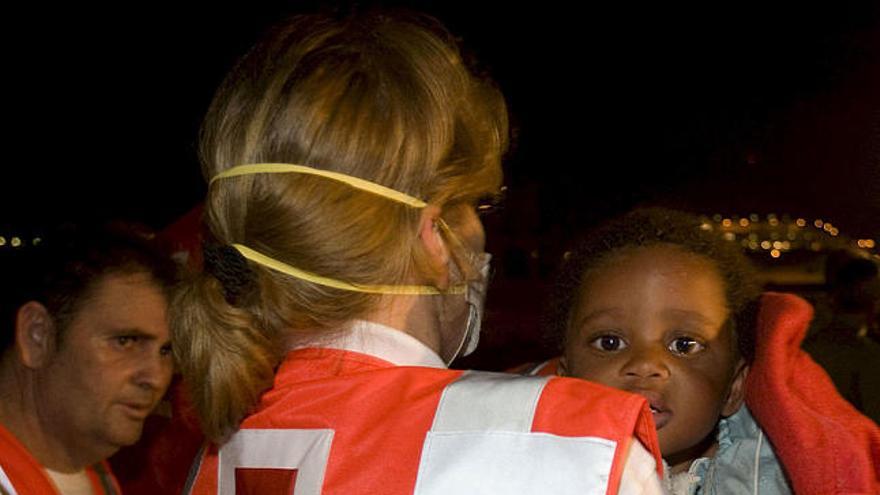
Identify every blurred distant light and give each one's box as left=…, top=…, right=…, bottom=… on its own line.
left=562, top=251, right=572, bottom=261
left=761, top=241, right=772, bottom=250
left=722, top=218, right=733, bottom=228
left=32, top=237, right=41, bottom=246
left=814, top=219, right=824, bottom=228
left=768, top=213, right=778, bottom=220
left=810, top=242, right=822, bottom=251
left=739, top=218, right=749, bottom=227
left=858, top=240, right=866, bottom=248
left=11, top=237, right=21, bottom=248
left=723, top=232, right=736, bottom=241
left=823, top=223, right=833, bottom=232
left=830, top=228, right=839, bottom=236
left=748, top=241, right=759, bottom=250
left=773, top=241, right=784, bottom=250
left=782, top=241, right=791, bottom=250
left=796, top=218, right=806, bottom=227
left=768, top=218, right=780, bottom=227
left=713, top=214, right=723, bottom=222
left=771, top=249, right=781, bottom=258
left=866, top=239, right=876, bottom=249
left=749, top=214, right=760, bottom=222
left=700, top=222, right=713, bottom=231
left=0, top=236, right=5, bottom=247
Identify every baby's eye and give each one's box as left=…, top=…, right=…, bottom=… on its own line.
left=667, top=337, right=705, bottom=356
left=589, top=334, right=628, bottom=352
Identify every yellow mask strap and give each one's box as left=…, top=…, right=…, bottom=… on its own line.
left=210, top=163, right=427, bottom=208
left=232, top=244, right=465, bottom=296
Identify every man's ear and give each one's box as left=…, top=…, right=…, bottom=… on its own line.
left=722, top=359, right=749, bottom=417
left=15, top=301, right=56, bottom=369
left=418, top=205, right=450, bottom=288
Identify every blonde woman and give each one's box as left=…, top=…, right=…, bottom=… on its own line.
left=173, top=11, right=664, bottom=494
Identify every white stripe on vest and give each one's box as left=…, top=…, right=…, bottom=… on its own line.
left=217, top=428, right=334, bottom=495
left=0, top=465, right=18, bottom=495
left=414, top=371, right=618, bottom=495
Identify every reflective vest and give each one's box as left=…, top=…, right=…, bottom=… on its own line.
left=0, top=423, right=121, bottom=495
left=185, top=347, right=661, bottom=495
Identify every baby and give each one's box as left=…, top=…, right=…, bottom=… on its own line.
left=539, top=207, right=791, bottom=494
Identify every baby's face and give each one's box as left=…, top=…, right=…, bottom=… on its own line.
left=562, top=245, right=744, bottom=469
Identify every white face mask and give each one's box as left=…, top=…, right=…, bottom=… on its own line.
left=441, top=252, right=491, bottom=364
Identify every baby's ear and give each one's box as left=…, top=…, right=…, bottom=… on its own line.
left=557, top=355, right=569, bottom=377
left=722, top=360, right=748, bottom=417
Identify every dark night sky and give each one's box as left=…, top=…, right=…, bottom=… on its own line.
left=5, top=1, right=879, bottom=241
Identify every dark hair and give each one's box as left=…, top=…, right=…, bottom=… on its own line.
left=0, top=222, right=178, bottom=352
left=545, top=207, right=762, bottom=362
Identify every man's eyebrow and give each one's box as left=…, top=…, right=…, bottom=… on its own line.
left=105, top=328, right=162, bottom=340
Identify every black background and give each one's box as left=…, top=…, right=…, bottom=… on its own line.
left=4, top=1, right=879, bottom=367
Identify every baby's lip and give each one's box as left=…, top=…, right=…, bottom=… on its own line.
left=630, top=390, right=672, bottom=429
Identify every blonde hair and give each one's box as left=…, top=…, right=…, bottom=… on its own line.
left=171, top=11, right=508, bottom=441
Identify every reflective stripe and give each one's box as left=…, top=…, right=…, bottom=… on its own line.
left=217, top=428, right=333, bottom=495
left=414, top=371, right=616, bottom=495
left=430, top=371, right=549, bottom=432
left=0, top=465, right=17, bottom=495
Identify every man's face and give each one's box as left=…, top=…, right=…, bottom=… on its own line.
left=39, top=271, right=172, bottom=458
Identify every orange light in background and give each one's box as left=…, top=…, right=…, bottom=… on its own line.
left=739, top=218, right=749, bottom=227
left=773, top=241, right=783, bottom=250
left=867, top=239, right=876, bottom=249
left=761, top=241, right=772, bottom=250
left=769, top=218, right=780, bottom=226
left=796, top=218, right=806, bottom=227
left=830, top=228, right=839, bottom=236
left=722, top=218, right=733, bottom=227
left=771, top=249, right=781, bottom=258
left=814, top=219, right=824, bottom=228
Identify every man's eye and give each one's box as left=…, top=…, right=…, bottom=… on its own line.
left=159, top=344, right=173, bottom=357
left=115, top=336, right=138, bottom=348
left=668, top=337, right=705, bottom=356
left=589, top=335, right=627, bottom=352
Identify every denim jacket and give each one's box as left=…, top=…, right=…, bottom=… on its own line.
left=664, top=406, right=792, bottom=495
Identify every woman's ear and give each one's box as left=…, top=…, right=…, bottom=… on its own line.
left=15, top=301, right=57, bottom=369
left=722, top=359, right=749, bottom=417
left=418, top=204, right=450, bottom=288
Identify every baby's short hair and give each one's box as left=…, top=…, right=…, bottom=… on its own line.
left=546, top=207, right=762, bottom=362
